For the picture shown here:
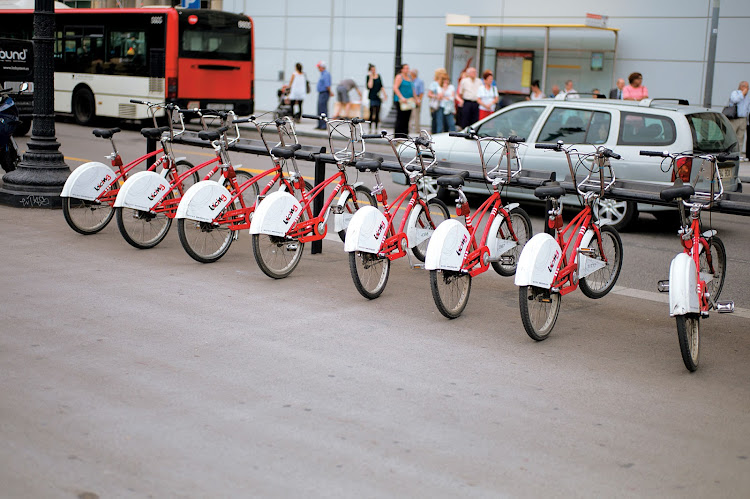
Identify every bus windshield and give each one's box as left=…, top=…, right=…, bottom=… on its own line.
left=178, top=10, right=252, bottom=61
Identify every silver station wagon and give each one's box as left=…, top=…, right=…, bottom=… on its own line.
left=397, top=98, right=741, bottom=230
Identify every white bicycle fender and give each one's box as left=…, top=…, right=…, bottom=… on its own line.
left=61, top=161, right=116, bottom=200
left=668, top=253, right=700, bottom=316
left=514, top=233, right=562, bottom=288
left=332, top=183, right=364, bottom=234
left=248, top=190, right=301, bottom=236
left=113, top=171, right=171, bottom=211
left=344, top=205, right=387, bottom=253
left=425, top=219, right=471, bottom=271
left=486, top=207, right=520, bottom=261
left=175, top=180, right=231, bottom=222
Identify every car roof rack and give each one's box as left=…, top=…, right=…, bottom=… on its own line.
left=645, top=97, right=690, bottom=106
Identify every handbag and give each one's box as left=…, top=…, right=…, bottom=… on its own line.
left=305, top=75, right=310, bottom=94
left=722, top=103, right=738, bottom=119
left=399, top=97, right=416, bottom=111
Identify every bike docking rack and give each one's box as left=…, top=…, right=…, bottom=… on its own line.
left=159, top=128, right=750, bottom=256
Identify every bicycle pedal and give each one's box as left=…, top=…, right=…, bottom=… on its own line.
left=411, top=263, right=424, bottom=270
left=578, top=247, right=596, bottom=256
left=286, top=243, right=299, bottom=251
left=330, top=205, right=344, bottom=215
left=716, top=300, right=735, bottom=313
left=657, top=280, right=669, bottom=292
left=499, top=255, right=515, bottom=265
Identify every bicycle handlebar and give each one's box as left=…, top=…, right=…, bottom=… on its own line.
left=507, top=135, right=525, bottom=143
left=362, top=133, right=385, bottom=139
left=639, top=150, right=667, bottom=157
left=535, top=143, right=561, bottom=150
left=602, top=148, right=621, bottom=160
left=301, top=113, right=322, bottom=120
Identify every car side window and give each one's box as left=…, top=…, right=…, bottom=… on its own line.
left=618, top=112, right=676, bottom=146
left=538, top=108, right=611, bottom=144
left=476, top=106, right=544, bottom=139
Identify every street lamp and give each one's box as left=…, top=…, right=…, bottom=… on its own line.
left=0, top=0, right=69, bottom=208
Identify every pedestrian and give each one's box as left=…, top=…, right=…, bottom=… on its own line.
left=333, top=78, right=362, bottom=119
left=366, top=64, right=387, bottom=131
left=439, top=74, right=457, bottom=133
left=623, top=72, right=648, bottom=101
left=457, top=67, right=482, bottom=127
left=287, top=62, right=307, bottom=122
left=609, top=78, right=625, bottom=99
left=409, top=68, right=425, bottom=133
left=726, top=81, right=750, bottom=156
left=477, top=69, right=499, bottom=120
left=315, top=61, right=332, bottom=130
left=529, top=79, right=545, bottom=100
left=427, top=68, right=448, bottom=133
left=560, top=79, right=579, bottom=99
left=549, top=84, right=560, bottom=99
left=392, top=63, right=415, bottom=137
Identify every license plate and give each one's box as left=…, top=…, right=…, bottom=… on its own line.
left=206, top=103, right=234, bottom=110
left=719, top=167, right=733, bottom=180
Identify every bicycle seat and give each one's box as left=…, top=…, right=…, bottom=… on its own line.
left=271, top=143, right=302, bottom=159
left=436, top=170, right=469, bottom=188
left=534, top=182, right=566, bottom=200
left=92, top=128, right=121, bottom=139
left=141, top=127, right=169, bottom=140
left=354, top=157, right=383, bottom=172
left=660, top=183, right=695, bottom=202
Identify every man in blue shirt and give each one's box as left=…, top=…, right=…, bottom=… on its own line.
left=316, top=61, right=332, bottom=130
left=728, top=81, right=750, bottom=156
left=409, top=68, right=425, bottom=133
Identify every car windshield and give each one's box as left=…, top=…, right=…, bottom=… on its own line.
left=687, top=112, right=737, bottom=153
left=475, top=106, right=544, bottom=139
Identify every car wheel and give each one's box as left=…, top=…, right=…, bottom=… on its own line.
left=593, top=198, right=637, bottom=231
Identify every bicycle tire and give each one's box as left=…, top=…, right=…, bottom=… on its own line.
left=410, top=198, right=450, bottom=262
left=174, top=160, right=199, bottom=194
left=115, top=196, right=172, bottom=250
left=337, top=184, right=377, bottom=242
left=429, top=269, right=471, bottom=319
left=233, top=169, right=260, bottom=209
left=349, top=251, right=390, bottom=299
left=491, top=206, right=533, bottom=277
left=579, top=224, right=623, bottom=299
left=251, top=233, right=304, bottom=279
left=699, top=235, right=726, bottom=308
left=676, top=313, right=700, bottom=371
left=178, top=215, right=234, bottom=263
left=62, top=193, right=115, bottom=235
left=518, top=285, right=561, bottom=341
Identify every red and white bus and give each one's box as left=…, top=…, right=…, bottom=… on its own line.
left=2, top=7, right=254, bottom=124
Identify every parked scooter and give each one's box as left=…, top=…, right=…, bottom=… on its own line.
left=0, top=82, right=29, bottom=173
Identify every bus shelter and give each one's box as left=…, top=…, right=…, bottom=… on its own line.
left=444, top=18, right=619, bottom=98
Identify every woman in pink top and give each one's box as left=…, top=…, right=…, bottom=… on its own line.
left=623, top=72, right=649, bottom=101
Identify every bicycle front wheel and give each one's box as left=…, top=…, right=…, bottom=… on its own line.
left=410, top=198, right=450, bottom=262
left=491, top=207, right=533, bottom=277
left=676, top=314, right=700, bottom=372
left=579, top=224, right=623, bottom=299
left=519, top=285, right=561, bottom=341
left=700, top=235, right=726, bottom=307
left=430, top=269, right=471, bottom=319
left=252, top=233, right=304, bottom=279
left=337, top=185, right=378, bottom=242
left=63, top=195, right=115, bottom=235
left=178, top=218, right=234, bottom=263
left=115, top=205, right=172, bottom=249
left=349, top=251, right=390, bottom=299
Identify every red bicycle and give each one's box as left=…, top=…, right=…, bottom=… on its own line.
left=344, top=130, right=450, bottom=299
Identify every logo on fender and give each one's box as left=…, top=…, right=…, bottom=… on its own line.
left=147, top=183, right=166, bottom=201
left=548, top=249, right=561, bottom=273
left=94, top=174, right=112, bottom=191
left=209, top=194, right=228, bottom=211
left=374, top=221, right=386, bottom=240
left=282, top=204, right=299, bottom=224
left=456, top=234, right=468, bottom=256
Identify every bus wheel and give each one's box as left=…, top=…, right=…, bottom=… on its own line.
left=73, top=87, right=96, bottom=126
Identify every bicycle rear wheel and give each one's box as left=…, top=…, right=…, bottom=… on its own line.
left=579, top=224, right=623, bottom=299
left=252, top=233, right=304, bottom=279
left=410, top=198, right=450, bottom=262
left=63, top=194, right=115, bottom=235
left=115, top=200, right=172, bottom=249
left=430, top=269, right=471, bottom=319
left=491, top=207, right=533, bottom=277
left=700, top=235, right=726, bottom=307
left=349, top=251, right=390, bottom=299
left=337, top=185, right=377, bottom=242
left=676, top=314, right=700, bottom=371
left=519, top=285, right=561, bottom=341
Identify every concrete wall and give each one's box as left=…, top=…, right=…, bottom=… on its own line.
left=222, top=0, right=750, bottom=121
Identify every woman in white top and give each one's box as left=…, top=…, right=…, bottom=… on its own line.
left=439, top=74, right=457, bottom=132
left=477, top=70, right=499, bottom=120
left=288, top=62, right=307, bottom=121
left=529, top=79, right=545, bottom=100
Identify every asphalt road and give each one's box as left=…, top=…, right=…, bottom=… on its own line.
left=1, top=122, right=749, bottom=497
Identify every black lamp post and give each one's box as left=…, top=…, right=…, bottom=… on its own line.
left=382, top=0, right=404, bottom=128
left=0, top=0, right=69, bottom=208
